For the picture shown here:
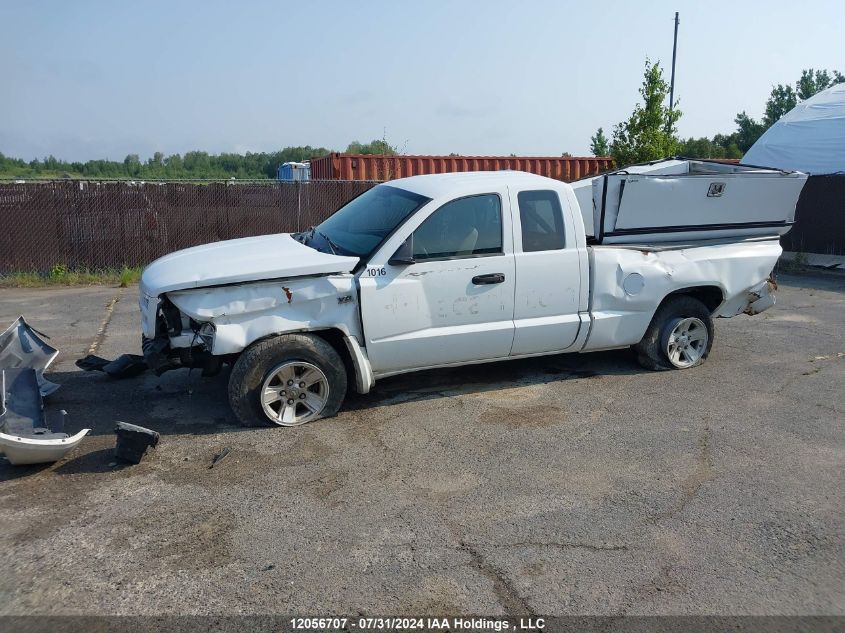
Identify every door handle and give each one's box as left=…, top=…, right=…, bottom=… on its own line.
left=472, top=273, right=505, bottom=285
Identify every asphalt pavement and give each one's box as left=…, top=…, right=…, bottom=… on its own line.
left=0, top=273, right=842, bottom=616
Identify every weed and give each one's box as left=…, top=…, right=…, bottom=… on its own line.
left=0, top=266, right=144, bottom=288
left=119, top=266, right=141, bottom=287
left=778, top=251, right=808, bottom=274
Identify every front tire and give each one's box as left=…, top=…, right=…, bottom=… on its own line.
left=634, top=296, right=714, bottom=371
left=228, top=333, right=347, bottom=427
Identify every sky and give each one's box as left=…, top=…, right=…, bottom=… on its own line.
left=1, top=0, right=843, bottom=162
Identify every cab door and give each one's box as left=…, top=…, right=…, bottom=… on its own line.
left=509, top=187, right=582, bottom=356
left=359, top=191, right=516, bottom=375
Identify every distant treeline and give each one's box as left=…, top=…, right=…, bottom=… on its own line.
left=675, top=68, right=845, bottom=160
left=0, top=139, right=397, bottom=179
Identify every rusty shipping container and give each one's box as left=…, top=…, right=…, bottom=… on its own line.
left=309, top=153, right=615, bottom=182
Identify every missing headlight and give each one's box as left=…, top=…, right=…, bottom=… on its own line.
left=160, top=299, right=183, bottom=336
left=198, top=322, right=216, bottom=350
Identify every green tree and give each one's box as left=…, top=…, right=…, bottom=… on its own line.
left=751, top=67, right=843, bottom=136
left=796, top=68, right=845, bottom=100
left=0, top=145, right=344, bottom=179
left=345, top=139, right=397, bottom=155
left=733, top=111, right=767, bottom=153
left=609, top=59, right=681, bottom=167
left=679, top=137, right=722, bottom=159
left=589, top=127, right=609, bottom=156
left=148, top=151, right=165, bottom=168
left=712, top=133, right=742, bottom=159
left=182, top=151, right=211, bottom=176
left=763, top=84, right=798, bottom=127
left=164, top=153, right=183, bottom=176
left=598, top=65, right=841, bottom=164
left=123, top=154, right=141, bottom=176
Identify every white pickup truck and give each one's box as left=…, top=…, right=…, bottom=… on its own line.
left=139, top=160, right=807, bottom=427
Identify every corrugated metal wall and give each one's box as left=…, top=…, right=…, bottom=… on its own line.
left=309, top=153, right=615, bottom=182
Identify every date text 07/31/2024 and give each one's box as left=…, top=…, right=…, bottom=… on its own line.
left=289, top=616, right=546, bottom=630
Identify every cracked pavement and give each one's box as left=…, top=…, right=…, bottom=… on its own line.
left=0, top=273, right=843, bottom=615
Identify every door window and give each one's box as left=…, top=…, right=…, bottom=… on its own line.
left=412, top=194, right=502, bottom=260
left=518, top=190, right=566, bottom=252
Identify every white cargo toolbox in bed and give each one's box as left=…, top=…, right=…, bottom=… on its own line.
left=571, top=159, right=808, bottom=244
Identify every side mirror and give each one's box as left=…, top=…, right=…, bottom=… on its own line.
left=388, top=235, right=415, bottom=266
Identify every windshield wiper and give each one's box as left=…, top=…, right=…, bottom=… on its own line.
left=292, top=225, right=316, bottom=245
left=316, top=229, right=341, bottom=255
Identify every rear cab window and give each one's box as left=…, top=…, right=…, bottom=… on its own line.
left=517, top=190, right=566, bottom=252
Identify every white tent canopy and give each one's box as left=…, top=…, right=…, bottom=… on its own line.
left=743, top=83, right=845, bottom=175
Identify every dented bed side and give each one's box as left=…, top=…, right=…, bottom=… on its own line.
left=582, top=239, right=782, bottom=351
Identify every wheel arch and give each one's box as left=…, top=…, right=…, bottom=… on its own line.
left=309, top=328, right=357, bottom=392
left=661, top=285, right=725, bottom=314
left=244, top=327, right=373, bottom=395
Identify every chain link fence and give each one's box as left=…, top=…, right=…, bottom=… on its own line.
left=4, top=175, right=842, bottom=273
left=0, top=179, right=378, bottom=272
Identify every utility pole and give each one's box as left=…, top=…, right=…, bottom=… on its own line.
left=668, top=11, right=680, bottom=132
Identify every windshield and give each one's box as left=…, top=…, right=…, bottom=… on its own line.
left=309, top=185, right=430, bottom=257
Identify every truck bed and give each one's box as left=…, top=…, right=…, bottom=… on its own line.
left=581, top=238, right=782, bottom=352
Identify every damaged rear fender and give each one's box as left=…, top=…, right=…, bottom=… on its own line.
left=584, top=240, right=782, bottom=350
left=718, top=277, right=777, bottom=317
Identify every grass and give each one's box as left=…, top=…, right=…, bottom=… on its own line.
left=776, top=251, right=808, bottom=274
left=0, top=266, right=143, bottom=288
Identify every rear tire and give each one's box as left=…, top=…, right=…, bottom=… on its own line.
left=634, top=295, right=714, bottom=371
left=228, top=333, right=347, bottom=427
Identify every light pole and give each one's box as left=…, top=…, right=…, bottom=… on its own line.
left=668, top=11, right=680, bottom=132
left=666, top=11, right=680, bottom=133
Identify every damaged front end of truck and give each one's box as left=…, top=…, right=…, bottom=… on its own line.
left=138, top=231, right=368, bottom=381
left=140, top=294, right=223, bottom=376
left=140, top=275, right=364, bottom=377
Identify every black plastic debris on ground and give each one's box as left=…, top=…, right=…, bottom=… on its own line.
left=77, top=354, right=147, bottom=379
left=209, top=447, right=231, bottom=469
left=114, top=421, right=160, bottom=464
left=1, top=367, right=70, bottom=439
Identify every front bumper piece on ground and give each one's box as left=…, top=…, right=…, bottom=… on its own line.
left=0, top=427, right=89, bottom=466
left=0, top=317, right=89, bottom=466
left=0, top=367, right=89, bottom=466
left=0, top=316, right=61, bottom=396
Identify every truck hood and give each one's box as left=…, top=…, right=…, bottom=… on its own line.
left=141, top=233, right=360, bottom=295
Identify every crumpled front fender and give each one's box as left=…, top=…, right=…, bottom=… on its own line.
left=165, top=275, right=362, bottom=355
